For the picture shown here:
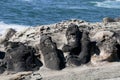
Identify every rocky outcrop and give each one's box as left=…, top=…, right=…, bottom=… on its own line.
left=0, top=51, right=5, bottom=74
left=90, top=30, right=120, bottom=65
left=0, top=19, right=120, bottom=80
left=40, top=35, right=65, bottom=70
left=0, top=28, right=16, bottom=44
left=103, top=17, right=120, bottom=24
left=0, top=41, right=42, bottom=74
left=103, top=17, right=115, bottom=24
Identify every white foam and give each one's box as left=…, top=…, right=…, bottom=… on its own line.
left=67, top=6, right=88, bottom=9
left=22, top=0, right=33, bottom=2
left=0, top=21, right=31, bottom=35
left=21, top=0, right=49, bottom=3
left=92, top=0, right=120, bottom=9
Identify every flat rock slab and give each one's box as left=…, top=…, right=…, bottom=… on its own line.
left=40, top=62, right=120, bottom=80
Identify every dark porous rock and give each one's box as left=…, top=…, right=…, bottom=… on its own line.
left=66, top=55, right=81, bottom=67
left=62, top=23, right=82, bottom=56
left=0, top=51, right=5, bottom=59
left=40, top=35, right=65, bottom=70
left=0, top=59, right=6, bottom=74
left=114, top=30, right=120, bottom=59
left=0, top=51, right=6, bottom=74
left=78, top=31, right=91, bottom=64
left=66, top=31, right=92, bottom=66
left=3, top=41, right=42, bottom=73
left=103, top=17, right=115, bottom=24
left=115, top=30, right=120, bottom=44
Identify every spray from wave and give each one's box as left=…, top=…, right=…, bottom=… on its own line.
left=91, top=0, right=120, bottom=9
left=0, top=21, right=31, bottom=35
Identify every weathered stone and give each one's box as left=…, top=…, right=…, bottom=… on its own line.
left=66, top=31, right=92, bottom=66
left=103, top=17, right=115, bottom=24
left=40, top=35, right=65, bottom=70
left=62, top=23, right=82, bottom=56
left=91, top=30, right=119, bottom=64
left=0, top=28, right=16, bottom=44
left=4, top=42, right=42, bottom=73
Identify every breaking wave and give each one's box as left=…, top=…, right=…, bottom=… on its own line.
left=92, top=0, right=120, bottom=9
left=0, top=21, right=31, bottom=34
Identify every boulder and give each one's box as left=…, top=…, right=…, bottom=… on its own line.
left=62, top=23, right=82, bottom=56
left=66, top=31, right=92, bottom=67
left=0, top=28, right=16, bottom=44
left=40, top=35, right=65, bottom=70
left=103, top=17, right=115, bottom=24
left=91, top=30, right=119, bottom=64
left=4, top=41, right=42, bottom=73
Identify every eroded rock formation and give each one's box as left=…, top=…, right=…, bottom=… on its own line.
left=40, top=35, right=65, bottom=70
left=1, top=41, right=42, bottom=73
left=91, top=30, right=120, bottom=65
left=0, top=19, right=120, bottom=80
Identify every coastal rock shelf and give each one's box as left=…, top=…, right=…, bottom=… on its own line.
left=0, top=19, right=120, bottom=80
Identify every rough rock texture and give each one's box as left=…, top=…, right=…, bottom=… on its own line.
left=78, top=31, right=91, bottom=64
left=0, top=19, right=120, bottom=79
left=65, top=31, right=91, bottom=67
left=0, top=51, right=5, bottom=74
left=90, top=30, right=120, bottom=65
left=0, top=28, right=16, bottom=44
left=40, top=35, right=65, bottom=70
left=103, top=17, right=115, bottom=24
left=3, top=42, right=42, bottom=73
left=62, top=24, right=82, bottom=56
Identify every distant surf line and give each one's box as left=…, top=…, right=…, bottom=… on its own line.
left=91, top=0, right=120, bottom=9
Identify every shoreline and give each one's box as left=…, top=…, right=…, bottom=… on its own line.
left=0, top=19, right=120, bottom=80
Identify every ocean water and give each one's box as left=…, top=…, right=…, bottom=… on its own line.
left=0, top=0, right=120, bottom=34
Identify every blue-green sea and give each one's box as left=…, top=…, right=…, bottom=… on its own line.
left=0, top=0, right=120, bottom=33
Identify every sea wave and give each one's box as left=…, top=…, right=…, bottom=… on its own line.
left=91, top=0, right=120, bottom=9
left=21, top=0, right=50, bottom=3
left=21, top=0, right=33, bottom=2
left=0, top=21, right=31, bottom=34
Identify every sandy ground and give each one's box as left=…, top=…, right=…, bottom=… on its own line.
left=40, top=62, right=120, bottom=80
left=1, top=62, right=120, bottom=80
